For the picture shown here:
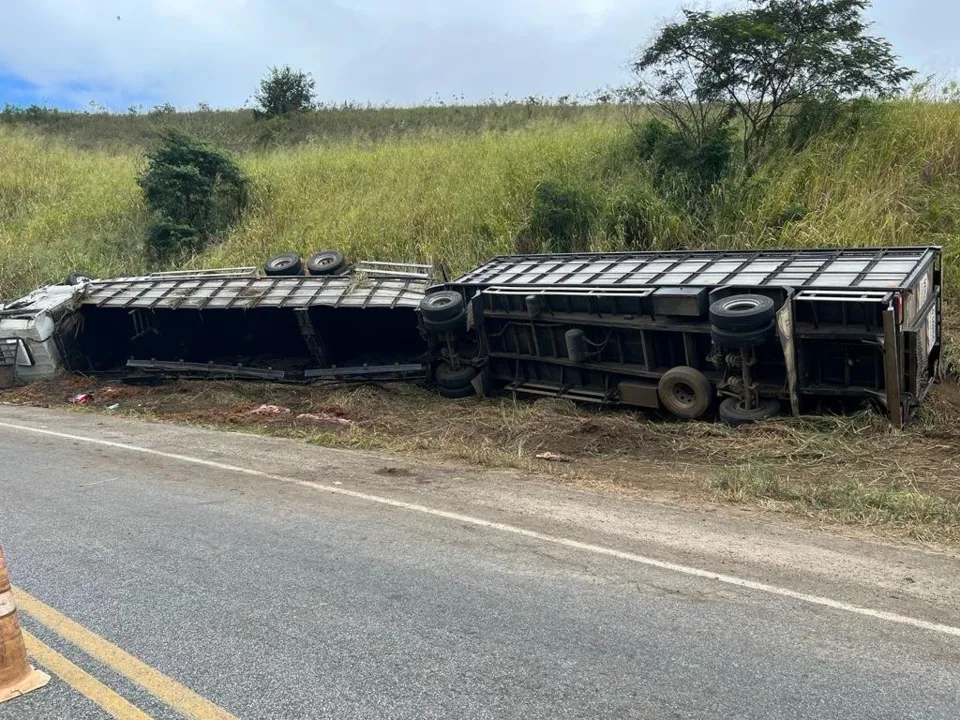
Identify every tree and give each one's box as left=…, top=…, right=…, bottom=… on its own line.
left=138, top=130, right=248, bottom=261
left=630, top=0, right=915, bottom=161
left=254, top=65, right=316, bottom=118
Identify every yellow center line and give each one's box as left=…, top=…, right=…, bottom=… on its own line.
left=14, top=586, right=238, bottom=720
left=23, top=630, right=153, bottom=720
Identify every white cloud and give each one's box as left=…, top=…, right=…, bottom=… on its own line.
left=0, top=0, right=954, bottom=110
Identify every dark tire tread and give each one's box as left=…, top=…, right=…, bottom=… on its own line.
left=264, top=253, right=303, bottom=276
left=435, top=362, right=477, bottom=390
left=420, top=291, right=465, bottom=322
left=710, top=295, right=776, bottom=332
left=719, top=397, right=781, bottom=426
left=657, top=366, right=713, bottom=420
left=306, top=250, right=346, bottom=276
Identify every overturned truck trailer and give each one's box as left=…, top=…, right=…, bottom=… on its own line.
left=427, top=245, right=943, bottom=426
left=0, top=246, right=944, bottom=425
left=0, top=262, right=434, bottom=386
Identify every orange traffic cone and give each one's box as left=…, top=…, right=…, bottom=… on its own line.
left=0, top=548, right=50, bottom=703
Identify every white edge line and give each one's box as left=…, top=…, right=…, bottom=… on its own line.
left=3, top=419, right=959, bottom=639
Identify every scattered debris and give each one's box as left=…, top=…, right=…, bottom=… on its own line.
left=99, top=386, right=138, bottom=400
left=106, top=403, right=120, bottom=411
left=248, top=404, right=291, bottom=416
left=296, top=412, right=354, bottom=427
left=70, top=393, right=93, bottom=405
left=536, top=452, right=574, bottom=463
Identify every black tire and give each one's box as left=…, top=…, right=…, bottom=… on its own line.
left=657, top=366, right=713, bottom=420
left=719, top=397, right=781, bottom=426
left=710, top=322, right=775, bottom=349
left=435, top=362, right=476, bottom=390
left=264, top=253, right=303, bottom=276
left=710, top=294, right=776, bottom=333
left=306, top=250, right=346, bottom=276
left=423, top=311, right=467, bottom=334
left=420, top=291, right=464, bottom=322
left=439, top=383, right=477, bottom=399
left=65, top=272, right=94, bottom=285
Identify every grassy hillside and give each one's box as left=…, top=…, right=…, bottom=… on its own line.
left=0, top=102, right=619, bottom=154
left=1, top=101, right=957, bottom=370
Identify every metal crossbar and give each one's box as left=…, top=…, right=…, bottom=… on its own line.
left=148, top=267, right=258, bottom=278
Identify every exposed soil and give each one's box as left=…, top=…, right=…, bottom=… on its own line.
left=3, top=373, right=959, bottom=542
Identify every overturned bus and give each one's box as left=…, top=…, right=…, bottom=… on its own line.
left=0, top=246, right=944, bottom=426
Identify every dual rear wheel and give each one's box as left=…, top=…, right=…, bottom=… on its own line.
left=709, top=293, right=781, bottom=424
left=263, top=250, right=346, bottom=277
left=420, top=291, right=477, bottom=398
left=656, top=294, right=783, bottom=422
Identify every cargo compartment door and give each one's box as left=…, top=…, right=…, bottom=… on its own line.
left=776, top=299, right=800, bottom=417
left=882, top=305, right=903, bottom=427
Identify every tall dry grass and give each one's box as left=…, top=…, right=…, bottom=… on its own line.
left=1, top=100, right=958, bottom=342
left=0, top=132, right=145, bottom=297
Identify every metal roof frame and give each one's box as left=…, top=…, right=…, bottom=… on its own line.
left=453, top=247, right=940, bottom=294
left=81, top=275, right=428, bottom=312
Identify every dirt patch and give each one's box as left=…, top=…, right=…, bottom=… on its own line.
left=3, top=374, right=959, bottom=542
left=375, top=467, right=416, bottom=478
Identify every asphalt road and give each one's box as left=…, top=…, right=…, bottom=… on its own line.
left=0, top=406, right=958, bottom=719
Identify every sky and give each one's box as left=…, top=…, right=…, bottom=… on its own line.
left=1, top=0, right=957, bottom=111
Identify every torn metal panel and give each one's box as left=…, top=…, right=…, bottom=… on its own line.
left=0, top=284, right=84, bottom=384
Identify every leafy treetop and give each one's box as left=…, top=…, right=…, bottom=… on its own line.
left=631, top=0, right=915, bottom=160
left=254, top=65, right=317, bottom=119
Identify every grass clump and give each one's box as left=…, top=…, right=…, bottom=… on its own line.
left=0, top=131, right=145, bottom=296
left=712, top=464, right=960, bottom=542
left=520, top=180, right=599, bottom=254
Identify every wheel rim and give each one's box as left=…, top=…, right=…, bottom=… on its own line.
left=672, top=381, right=696, bottom=408
left=726, top=299, right=759, bottom=313
left=433, top=297, right=453, bottom=308
left=274, top=258, right=293, bottom=269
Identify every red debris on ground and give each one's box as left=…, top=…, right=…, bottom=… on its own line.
left=248, top=404, right=292, bottom=416
left=296, top=412, right=355, bottom=428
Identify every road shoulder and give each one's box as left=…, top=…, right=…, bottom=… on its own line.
left=1, top=404, right=958, bottom=629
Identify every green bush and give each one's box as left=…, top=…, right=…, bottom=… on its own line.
left=785, top=98, right=883, bottom=151
left=634, top=119, right=734, bottom=195
left=254, top=66, right=316, bottom=119
left=0, top=104, right=60, bottom=124
left=146, top=222, right=201, bottom=260
left=604, top=182, right=656, bottom=250
left=137, top=130, right=248, bottom=262
left=768, top=203, right=809, bottom=231
left=525, top=181, right=598, bottom=253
